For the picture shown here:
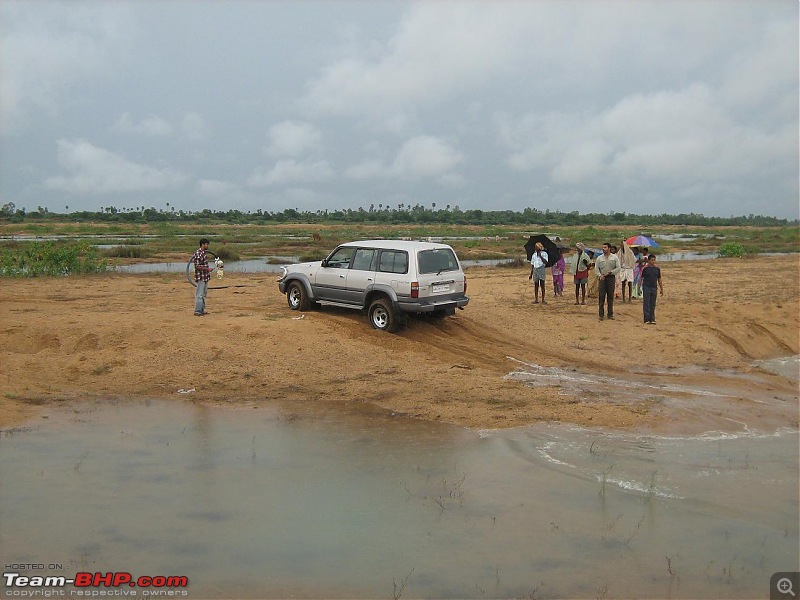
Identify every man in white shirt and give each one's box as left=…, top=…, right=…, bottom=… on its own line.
left=528, top=242, right=549, bottom=304
left=595, top=242, right=621, bottom=321
left=617, top=241, right=637, bottom=302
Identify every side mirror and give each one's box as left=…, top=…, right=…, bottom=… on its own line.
left=321, top=259, right=328, bottom=267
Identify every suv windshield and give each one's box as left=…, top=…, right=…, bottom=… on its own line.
left=418, top=248, right=459, bottom=274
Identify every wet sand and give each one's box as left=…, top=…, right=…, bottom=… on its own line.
left=1, top=254, right=798, bottom=431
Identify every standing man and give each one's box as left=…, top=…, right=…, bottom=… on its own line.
left=571, top=242, right=590, bottom=305
left=529, top=242, right=549, bottom=304
left=617, top=241, right=637, bottom=302
left=641, top=254, right=664, bottom=324
left=595, top=242, right=621, bottom=321
left=193, top=238, right=213, bottom=316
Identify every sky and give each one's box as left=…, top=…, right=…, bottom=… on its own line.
left=1, top=0, right=798, bottom=219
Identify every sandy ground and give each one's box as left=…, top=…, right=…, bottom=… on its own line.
left=1, top=254, right=798, bottom=432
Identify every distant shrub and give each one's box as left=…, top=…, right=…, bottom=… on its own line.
left=718, top=242, right=747, bottom=258
left=214, top=246, right=240, bottom=262
left=102, top=245, right=151, bottom=259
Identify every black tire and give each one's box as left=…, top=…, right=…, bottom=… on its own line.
left=368, top=298, right=399, bottom=332
left=286, top=281, right=311, bottom=311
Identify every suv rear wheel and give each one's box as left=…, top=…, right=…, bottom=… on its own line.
left=368, top=298, right=399, bottom=332
left=286, top=281, right=311, bottom=311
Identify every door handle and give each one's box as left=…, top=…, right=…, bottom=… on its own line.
left=339, top=274, right=346, bottom=278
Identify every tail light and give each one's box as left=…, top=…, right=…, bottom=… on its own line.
left=463, top=276, right=467, bottom=294
left=411, top=282, right=419, bottom=298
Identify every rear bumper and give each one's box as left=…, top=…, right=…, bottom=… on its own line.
left=397, top=295, right=469, bottom=313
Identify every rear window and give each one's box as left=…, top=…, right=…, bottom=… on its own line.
left=418, top=248, right=460, bottom=274
left=378, top=250, right=408, bottom=274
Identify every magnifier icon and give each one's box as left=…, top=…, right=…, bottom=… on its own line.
left=778, top=577, right=796, bottom=597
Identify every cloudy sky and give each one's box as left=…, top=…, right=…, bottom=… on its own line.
left=1, top=0, right=798, bottom=219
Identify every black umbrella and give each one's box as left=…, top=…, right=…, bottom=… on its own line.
left=524, top=235, right=560, bottom=267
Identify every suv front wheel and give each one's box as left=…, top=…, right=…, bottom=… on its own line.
left=368, top=298, right=399, bottom=332
left=286, top=281, right=311, bottom=311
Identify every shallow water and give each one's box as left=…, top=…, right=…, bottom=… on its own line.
left=1, top=396, right=797, bottom=599
left=112, top=252, right=729, bottom=275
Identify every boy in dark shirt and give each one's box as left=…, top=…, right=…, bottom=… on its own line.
left=641, top=254, right=664, bottom=324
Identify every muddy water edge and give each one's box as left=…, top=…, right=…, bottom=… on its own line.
left=1, top=390, right=797, bottom=599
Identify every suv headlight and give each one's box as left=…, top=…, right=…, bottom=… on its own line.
left=277, top=266, right=288, bottom=282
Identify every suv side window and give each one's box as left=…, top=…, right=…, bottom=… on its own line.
left=352, top=248, right=376, bottom=271
left=326, top=247, right=355, bottom=269
left=378, top=250, right=408, bottom=274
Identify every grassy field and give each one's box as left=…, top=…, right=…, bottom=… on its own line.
left=0, top=221, right=798, bottom=272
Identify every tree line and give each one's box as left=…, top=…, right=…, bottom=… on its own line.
left=0, top=201, right=795, bottom=227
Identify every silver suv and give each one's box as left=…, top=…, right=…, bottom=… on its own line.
left=277, top=239, right=469, bottom=332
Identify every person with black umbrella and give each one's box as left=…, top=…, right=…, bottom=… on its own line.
left=528, top=242, right=549, bottom=304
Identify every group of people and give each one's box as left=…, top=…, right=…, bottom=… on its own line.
left=530, top=239, right=664, bottom=324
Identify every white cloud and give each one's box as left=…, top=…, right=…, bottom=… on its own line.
left=112, top=113, right=174, bottom=137
left=550, top=140, right=614, bottom=185
left=265, top=121, right=322, bottom=157
left=345, top=135, right=463, bottom=181
left=501, top=82, right=796, bottom=190
left=111, top=112, right=209, bottom=140
left=43, top=139, right=186, bottom=194
left=302, top=3, right=528, bottom=116
left=345, top=158, right=390, bottom=181
left=181, top=113, right=208, bottom=141
left=392, top=136, right=463, bottom=177
left=248, top=159, right=334, bottom=187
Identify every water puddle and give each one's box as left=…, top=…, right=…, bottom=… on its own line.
left=113, top=257, right=297, bottom=275
left=756, top=355, right=800, bottom=380
left=1, top=395, right=797, bottom=598
left=505, top=357, right=800, bottom=435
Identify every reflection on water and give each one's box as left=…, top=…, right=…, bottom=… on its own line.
left=114, top=257, right=297, bottom=274
left=1, top=397, right=797, bottom=599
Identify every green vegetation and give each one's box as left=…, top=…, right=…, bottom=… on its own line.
left=0, top=241, right=107, bottom=276
left=101, top=245, right=151, bottom=259
left=1, top=201, right=796, bottom=227
left=718, top=242, right=747, bottom=258
left=0, top=204, right=796, bottom=277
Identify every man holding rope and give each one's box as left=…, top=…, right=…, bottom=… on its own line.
left=193, top=238, right=213, bottom=316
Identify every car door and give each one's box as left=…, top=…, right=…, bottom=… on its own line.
left=315, top=246, right=355, bottom=302
left=344, top=248, right=377, bottom=306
